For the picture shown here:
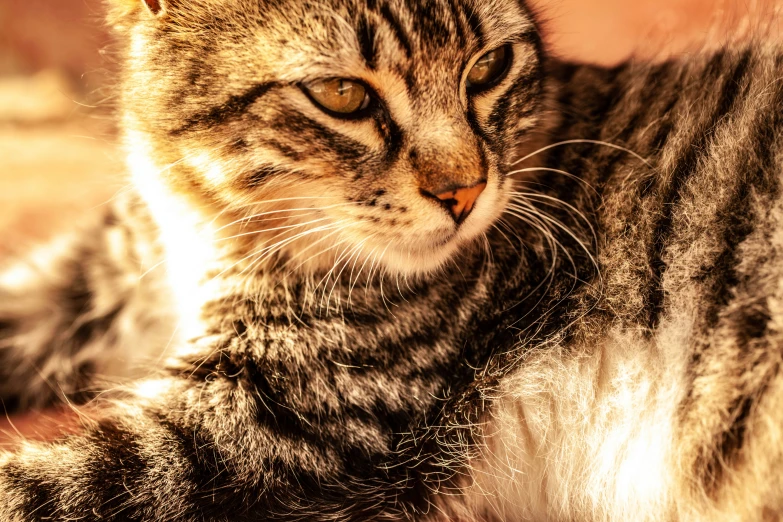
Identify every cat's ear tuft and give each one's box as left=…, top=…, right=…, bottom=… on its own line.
left=141, top=0, right=166, bottom=16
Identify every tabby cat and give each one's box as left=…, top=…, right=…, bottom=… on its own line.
left=1, top=0, right=782, bottom=520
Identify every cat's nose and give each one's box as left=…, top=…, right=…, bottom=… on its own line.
left=421, top=181, right=487, bottom=225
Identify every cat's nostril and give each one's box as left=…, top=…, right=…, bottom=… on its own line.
left=420, top=181, right=487, bottom=225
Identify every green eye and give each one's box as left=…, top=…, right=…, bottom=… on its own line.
left=466, top=45, right=511, bottom=91
left=305, top=79, right=371, bottom=115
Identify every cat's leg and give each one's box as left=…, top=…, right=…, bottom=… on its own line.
left=0, top=355, right=424, bottom=521
left=0, top=201, right=172, bottom=413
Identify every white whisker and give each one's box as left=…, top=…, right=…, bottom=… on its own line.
left=509, top=138, right=650, bottom=167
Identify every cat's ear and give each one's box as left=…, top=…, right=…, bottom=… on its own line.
left=106, top=0, right=169, bottom=26
left=106, top=0, right=166, bottom=22
left=140, top=0, right=166, bottom=16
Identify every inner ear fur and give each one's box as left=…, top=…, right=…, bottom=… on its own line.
left=106, top=0, right=166, bottom=22
left=142, top=0, right=165, bottom=15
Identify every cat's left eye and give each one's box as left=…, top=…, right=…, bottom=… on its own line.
left=304, top=79, right=371, bottom=116
left=466, top=45, right=512, bottom=92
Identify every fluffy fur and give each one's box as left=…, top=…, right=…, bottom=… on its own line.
left=1, top=0, right=782, bottom=520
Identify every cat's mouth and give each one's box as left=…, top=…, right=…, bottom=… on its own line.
left=340, top=178, right=503, bottom=276
left=207, top=174, right=504, bottom=279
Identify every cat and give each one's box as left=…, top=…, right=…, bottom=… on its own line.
left=1, top=0, right=783, bottom=520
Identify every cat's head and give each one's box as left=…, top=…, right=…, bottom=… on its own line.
left=112, top=0, right=543, bottom=276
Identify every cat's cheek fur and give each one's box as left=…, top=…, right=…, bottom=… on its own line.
left=126, top=130, right=225, bottom=343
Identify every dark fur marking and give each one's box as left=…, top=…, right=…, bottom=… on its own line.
left=86, top=421, right=149, bottom=520
left=243, top=166, right=287, bottom=187
left=461, top=1, right=485, bottom=45
left=378, top=109, right=404, bottom=163
left=266, top=139, right=303, bottom=161
left=357, top=15, right=377, bottom=70
left=466, top=103, right=490, bottom=144
left=444, top=0, right=467, bottom=42
left=691, top=66, right=783, bottom=493
left=172, top=82, right=277, bottom=136
left=270, top=111, right=368, bottom=161
left=379, top=4, right=413, bottom=58
left=645, top=51, right=751, bottom=329
left=3, top=462, right=60, bottom=520
left=231, top=138, right=249, bottom=151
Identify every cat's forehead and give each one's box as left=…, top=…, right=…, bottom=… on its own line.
left=175, top=0, right=533, bottom=73
left=273, top=0, right=531, bottom=47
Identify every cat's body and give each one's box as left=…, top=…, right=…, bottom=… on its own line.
left=1, top=0, right=782, bottom=520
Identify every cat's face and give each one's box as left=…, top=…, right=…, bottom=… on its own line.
left=117, top=0, right=542, bottom=276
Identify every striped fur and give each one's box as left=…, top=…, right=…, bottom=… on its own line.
left=1, top=0, right=783, bottom=520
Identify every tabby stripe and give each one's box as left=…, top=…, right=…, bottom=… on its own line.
left=488, top=63, right=543, bottom=139
left=171, top=82, right=278, bottom=136
left=611, top=63, right=670, bottom=164
left=644, top=90, right=682, bottom=157
left=221, top=368, right=410, bottom=475
left=699, top=182, right=757, bottom=329
left=461, top=1, right=485, bottom=46
left=547, top=64, right=626, bottom=179
left=379, top=4, right=413, bottom=58
left=444, top=0, right=467, bottom=42
left=178, top=351, right=338, bottom=448
left=242, top=165, right=298, bottom=187
left=86, top=421, right=149, bottom=519
left=378, top=109, right=404, bottom=162
left=154, top=417, right=264, bottom=518
left=270, top=111, right=368, bottom=160
left=265, top=139, right=303, bottom=161
left=155, top=414, right=334, bottom=519
left=411, top=1, right=450, bottom=40
left=645, top=50, right=752, bottom=329
left=695, top=74, right=783, bottom=491
left=356, top=15, right=377, bottom=70
left=466, top=104, right=490, bottom=144
left=3, top=463, right=60, bottom=520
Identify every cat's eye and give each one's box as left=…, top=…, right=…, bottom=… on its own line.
left=467, top=45, right=512, bottom=92
left=305, top=79, right=371, bottom=116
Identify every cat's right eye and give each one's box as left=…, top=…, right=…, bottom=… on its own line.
left=466, top=45, right=512, bottom=93
left=304, top=79, right=371, bottom=116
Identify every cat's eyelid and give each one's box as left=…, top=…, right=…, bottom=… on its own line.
left=466, top=29, right=538, bottom=65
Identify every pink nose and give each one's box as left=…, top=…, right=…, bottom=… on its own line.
left=423, top=182, right=486, bottom=224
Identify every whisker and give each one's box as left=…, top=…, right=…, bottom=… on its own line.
left=346, top=234, right=375, bottom=307
left=507, top=167, right=598, bottom=195
left=509, top=138, right=650, bottom=167
left=507, top=194, right=596, bottom=242
left=214, top=202, right=358, bottom=233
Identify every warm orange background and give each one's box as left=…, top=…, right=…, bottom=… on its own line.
left=0, top=0, right=781, bottom=441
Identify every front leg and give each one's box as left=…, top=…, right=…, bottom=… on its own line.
left=0, top=200, right=172, bottom=413
left=0, top=369, right=439, bottom=521
left=0, top=250, right=502, bottom=520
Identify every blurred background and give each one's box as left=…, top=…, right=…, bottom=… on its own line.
left=0, top=0, right=781, bottom=254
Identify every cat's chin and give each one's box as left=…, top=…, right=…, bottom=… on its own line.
left=360, top=224, right=493, bottom=278
left=350, top=199, right=505, bottom=278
